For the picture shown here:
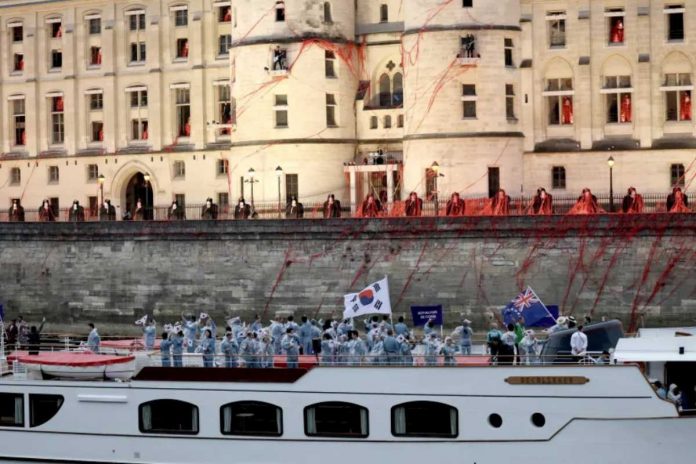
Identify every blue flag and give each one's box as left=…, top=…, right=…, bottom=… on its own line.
left=501, top=287, right=554, bottom=327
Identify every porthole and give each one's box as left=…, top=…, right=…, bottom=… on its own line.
left=488, top=413, right=502, bottom=428
left=531, top=412, right=546, bottom=428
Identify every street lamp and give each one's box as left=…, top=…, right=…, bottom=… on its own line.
left=143, top=173, right=151, bottom=220
left=97, top=174, right=105, bottom=205
left=244, top=167, right=260, bottom=216
left=431, top=162, right=441, bottom=216
left=275, top=166, right=283, bottom=218
left=607, top=156, right=615, bottom=212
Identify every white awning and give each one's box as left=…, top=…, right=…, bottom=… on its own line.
left=7, top=22, right=23, bottom=28
left=213, top=79, right=230, bottom=86
left=542, top=90, right=575, bottom=97
left=46, top=17, right=62, bottom=24
left=545, top=13, right=567, bottom=20
left=125, top=86, right=147, bottom=92
left=170, top=5, right=188, bottom=11
left=8, top=94, right=25, bottom=101
left=664, top=7, right=686, bottom=14
left=604, top=11, right=625, bottom=18
left=599, top=87, right=634, bottom=94
left=213, top=1, right=231, bottom=6
left=84, top=88, right=103, bottom=95
left=170, top=82, right=190, bottom=89
left=84, top=14, right=101, bottom=20
left=125, top=9, right=145, bottom=16
left=660, top=85, right=694, bottom=92
left=46, top=91, right=64, bottom=97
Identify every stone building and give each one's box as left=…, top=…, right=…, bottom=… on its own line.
left=0, top=0, right=694, bottom=217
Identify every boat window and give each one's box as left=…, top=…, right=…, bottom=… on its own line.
left=29, top=394, right=63, bottom=428
left=304, top=401, right=368, bottom=438
left=391, top=401, right=458, bottom=438
left=220, top=401, right=282, bottom=436
left=139, top=399, right=199, bottom=435
left=0, top=393, right=24, bottom=427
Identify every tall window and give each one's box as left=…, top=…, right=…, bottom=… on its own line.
left=89, top=46, right=102, bottom=66
left=221, top=401, right=283, bottom=437
left=378, top=74, right=391, bottom=107
left=671, top=163, right=686, bottom=187
left=131, top=119, right=148, bottom=141
left=217, top=84, right=232, bottom=128
left=88, top=17, right=101, bottom=34
left=666, top=5, right=685, bottom=41
left=383, top=115, right=392, bottom=128
left=175, top=88, right=191, bottom=136
left=174, top=194, right=186, bottom=208
left=305, top=402, right=368, bottom=438
left=370, top=116, right=378, bottom=129
left=50, top=50, right=62, bottom=69
left=393, top=73, right=403, bottom=106
left=607, top=9, right=625, bottom=44
left=545, top=78, right=574, bottom=125
left=219, top=5, right=232, bottom=22
left=547, top=12, right=566, bottom=47
left=504, top=38, right=514, bottom=67
left=275, top=4, right=285, bottom=22
left=91, top=121, right=104, bottom=142
left=87, top=164, right=99, bottom=181
left=275, top=94, right=288, bottom=128
left=325, top=51, right=336, bottom=78
left=90, top=93, right=103, bottom=110
left=488, top=167, right=500, bottom=198
left=552, top=166, right=566, bottom=189
left=380, top=4, right=388, bottom=22
left=219, top=34, right=232, bottom=56
left=663, top=73, right=692, bottom=121
left=10, top=167, right=21, bottom=185
left=176, top=38, right=189, bottom=59
left=462, top=84, right=477, bottom=119
left=48, top=166, right=59, bottom=183
left=11, top=24, right=23, bottom=42
left=130, top=42, right=146, bottom=63
left=12, top=99, right=25, bottom=146
left=174, top=8, right=188, bottom=27
left=0, top=393, right=23, bottom=427
left=505, top=84, right=515, bottom=119
left=323, top=2, right=332, bottom=23
left=217, top=159, right=229, bottom=176
left=326, top=94, right=337, bottom=127
left=173, top=160, right=186, bottom=178
left=129, top=12, right=146, bottom=31
left=604, top=75, right=632, bottom=123
left=49, top=21, right=62, bottom=38
left=129, top=87, right=148, bottom=141
left=285, top=173, right=298, bottom=200
left=50, top=96, right=64, bottom=144
left=13, top=53, right=24, bottom=72
left=139, top=400, right=198, bottom=435
left=392, top=402, right=457, bottom=438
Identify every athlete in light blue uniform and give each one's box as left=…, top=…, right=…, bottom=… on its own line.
left=171, top=330, right=184, bottom=367
left=160, top=333, right=173, bottom=367
left=87, top=323, right=100, bottom=353
left=199, top=329, right=216, bottom=368
left=220, top=332, right=239, bottom=368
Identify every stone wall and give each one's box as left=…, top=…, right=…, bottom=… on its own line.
left=0, top=215, right=694, bottom=331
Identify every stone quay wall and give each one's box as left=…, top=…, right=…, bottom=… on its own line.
left=0, top=215, right=694, bottom=332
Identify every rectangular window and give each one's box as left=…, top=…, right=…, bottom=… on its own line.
left=604, top=76, right=632, bottom=124
left=547, top=12, right=566, bottom=47
left=48, top=165, right=59, bottom=183
left=463, top=0, right=473, bottom=7
left=175, top=88, right=191, bottom=136
left=130, top=42, right=146, bottom=63
left=326, top=94, right=337, bottom=127
left=663, top=73, right=692, bottom=121
left=397, top=114, right=404, bottom=128
left=50, top=50, right=62, bottom=69
left=50, top=22, right=62, bottom=39
left=370, top=116, right=378, bottom=129
left=87, top=164, right=99, bottom=181
left=0, top=393, right=24, bottom=427
left=173, top=160, right=186, bottom=178
left=505, top=84, right=515, bottom=119
left=217, top=159, right=229, bottom=176
left=325, top=51, right=336, bottom=78
left=89, top=18, right=101, bottom=35
left=221, top=402, right=283, bottom=437
left=176, top=38, right=189, bottom=59
left=219, top=6, right=232, bottom=22
left=219, top=34, right=232, bottom=56
left=13, top=53, right=24, bottom=72
left=666, top=5, right=685, bottom=41
left=276, top=5, right=285, bottom=22
left=139, top=400, right=198, bottom=435
left=504, top=38, right=514, bottom=67
left=217, top=85, right=232, bottom=130
left=552, top=166, right=566, bottom=189
left=11, top=25, right=23, bottom=42
left=51, top=96, right=64, bottom=144
left=10, top=167, right=21, bottom=185
left=90, top=46, right=102, bottom=66
left=12, top=99, right=25, bottom=146
left=275, top=94, right=288, bottom=128
left=488, top=167, right=500, bottom=198
left=545, top=78, right=574, bottom=125
left=130, top=90, right=148, bottom=108
left=462, top=84, right=477, bottom=119
left=174, top=9, right=188, bottom=27
left=671, top=163, right=686, bottom=187
left=218, top=192, right=229, bottom=210
left=129, top=13, right=146, bottom=31
left=285, top=173, right=298, bottom=200
left=380, top=4, right=388, bottom=22
left=174, top=194, right=186, bottom=208
left=607, top=10, right=625, bottom=44
left=131, top=119, right=148, bottom=141
left=90, top=93, right=103, bottom=110
left=91, top=121, right=104, bottom=142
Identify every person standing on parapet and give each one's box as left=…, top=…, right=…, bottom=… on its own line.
left=9, top=199, right=25, bottom=222
left=234, top=198, right=251, bottom=219
left=69, top=200, right=85, bottom=222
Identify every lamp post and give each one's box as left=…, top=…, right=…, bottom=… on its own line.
left=245, top=168, right=260, bottom=216
left=275, top=166, right=283, bottom=218
left=607, top=156, right=615, bottom=212
left=97, top=174, right=105, bottom=206
left=431, top=162, right=441, bottom=216
left=143, top=173, right=151, bottom=220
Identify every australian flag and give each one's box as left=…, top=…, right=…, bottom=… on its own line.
left=501, top=287, right=554, bottom=327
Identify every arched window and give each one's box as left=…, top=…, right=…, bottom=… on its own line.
left=220, top=401, right=282, bottom=436
left=139, top=399, right=198, bottom=434
left=601, top=56, right=633, bottom=124
left=379, top=73, right=391, bottom=107
left=323, top=2, right=332, bottom=23
left=392, top=73, right=403, bottom=106
left=392, top=401, right=458, bottom=438
left=29, top=394, right=64, bottom=428
left=304, top=402, right=368, bottom=438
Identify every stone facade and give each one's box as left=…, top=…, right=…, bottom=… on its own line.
left=0, top=216, right=694, bottom=329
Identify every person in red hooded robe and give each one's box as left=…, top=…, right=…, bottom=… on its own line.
left=361, top=194, right=382, bottom=218
left=481, top=189, right=510, bottom=216
left=610, top=18, right=624, bottom=43
left=446, top=192, right=466, bottom=216
left=561, top=96, right=573, bottom=124
left=568, top=188, right=604, bottom=215
left=622, top=187, right=643, bottom=214
left=620, top=94, right=632, bottom=123
left=668, top=188, right=690, bottom=213
left=681, top=92, right=692, bottom=121
left=529, top=188, right=553, bottom=215
left=404, top=192, right=423, bottom=217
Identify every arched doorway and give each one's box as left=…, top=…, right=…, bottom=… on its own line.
left=125, top=172, right=154, bottom=220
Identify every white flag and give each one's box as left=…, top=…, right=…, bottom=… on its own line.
left=343, top=277, right=392, bottom=320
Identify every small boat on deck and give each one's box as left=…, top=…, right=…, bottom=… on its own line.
left=12, top=352, right=136, bottom=380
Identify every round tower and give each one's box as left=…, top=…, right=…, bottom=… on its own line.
left=401, top=0, right=523, bottom=199
left=230, top=0, right=358, bottom=204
